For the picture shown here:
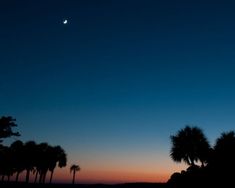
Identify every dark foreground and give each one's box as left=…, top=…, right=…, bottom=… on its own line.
left=0, top=182, right=169, bottom=188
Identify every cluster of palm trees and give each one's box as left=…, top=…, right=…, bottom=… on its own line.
left=0, top=116, right=82, bottom=184
left=169, top=125, right=235, bottom=185
left=0, top=140, right=67, bottom=184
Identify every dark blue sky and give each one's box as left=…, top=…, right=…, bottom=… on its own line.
left=1, top=0, right=235, bottom=183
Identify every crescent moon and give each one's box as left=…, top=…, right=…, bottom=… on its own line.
left=63, top=19, right=68, bottom=24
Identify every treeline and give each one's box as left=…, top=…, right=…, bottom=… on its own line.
left=0, top=116, right=67, bottom=184
left=0, top=141, right=66, bottom=183
left=168, top=126, right=235, bottom=187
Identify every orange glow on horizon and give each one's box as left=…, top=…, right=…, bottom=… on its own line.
left=13, top=163, right=186, bottom=184
left=52, top=162, right=187, bottom=184
left=13, top=156, right=187, bottom=184
left=55, top=169, right=169, bottom=184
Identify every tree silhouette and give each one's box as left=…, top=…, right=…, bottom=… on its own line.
left=33, top=143, right=42, bottom=183
left=213, top=131, right=235, bottom=174
left=48, top=146, right=67, bottom=183
left=168, top=128, right=235, bottom=187
left=70, top=164, right=80, bottom=184
left=0, top=115, right=68, bottom=184
left=170, top=126, right=210, bottom=166
left=24, top=141, right=37, bottom=183
left=10, top=140, right=24, bottom=182
left=37, top=142, right=50, bottom=183
left=0, top=145, right=12, bottom=181
left=0, top=116, right=20, bottom=143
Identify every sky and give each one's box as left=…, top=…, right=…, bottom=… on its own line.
left=1, top=0, right=235, bottom=184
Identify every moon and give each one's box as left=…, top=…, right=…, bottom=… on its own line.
left=63, top=19, right=68, bottom=25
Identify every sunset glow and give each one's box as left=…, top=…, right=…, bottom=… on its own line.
left=1, top=0, right=235, bottom=185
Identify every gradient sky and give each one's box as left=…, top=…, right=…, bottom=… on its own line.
left=1, top=0, right=235, bottom=184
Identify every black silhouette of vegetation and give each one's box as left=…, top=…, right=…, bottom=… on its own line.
left=0, top=116, right=20, bottom=143
left=170, top=126, right=210, bottom=167
left=0, top=140, right=67, bottom=183
left=168, top=125, right=235, bottom=187
left=0, top=116, right=67, bottom=184
left=2, top=116, right=235, bottom=188
left=70, top=164, right=80, bottom=184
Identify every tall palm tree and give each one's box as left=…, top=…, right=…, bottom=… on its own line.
left=10, top=140, right=24, bottom=182
left=48, top=146, right=67, bottom=183
left=170, top=126, right=210, bottom=166
left=37, top=142, right=50, bottom=184
left=0, top=145, right=11, bottom=182
left=70, top=164, right=80, bottom=184
left=24, top=141, right=37, bottom=183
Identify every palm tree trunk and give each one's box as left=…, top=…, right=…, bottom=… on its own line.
left=191, top=161, right=195, bottom=166
left=49, top=170, right=54, bottom=184
left=34, top=170, right=38, bottom=183
left=201, top=161, right=205, bottom=167
left=72, top=170, right=75, bottom=184
left=26, top=169, right=30, bottom=183
left=39, top=172, right=42, bottom=183
left=189, top=157, right=195, bottom=166
left=40, top=173, right=44, bottom=184
left=43, top=171, right=47, bottom=183
left=15, top=171, right=20, bottom=182
left=39, top=171, right=45, bottom=184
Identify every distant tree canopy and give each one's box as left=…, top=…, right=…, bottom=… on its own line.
left=0, top=116, right=20, bottom=143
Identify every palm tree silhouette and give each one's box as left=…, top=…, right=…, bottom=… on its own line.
left=24, top=141, right=37, bottom=183
left=214, top=131, right=235, bottom=167
left=37, top=142, right=50, bottom=184
left=0, top=145, right=12, bottom=181
left=70, top=164, right=80, bottom=184
left=48, top=146, right=67, bottom=183
left=10, top=140, right=24, bottom=182
left=170, top=126, right=210, bottom=166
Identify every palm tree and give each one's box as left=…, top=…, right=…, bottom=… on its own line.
left=205, top=131, right=235, bottom=185
left=37, top=142, right=50, bottom=184
left=170, top=126, right=210, bottom=166
left=70, top=164, right=80, bottom=184
left=48, top=146, right=67, bottom=183
left=0, top=145, right=11, bottom=182
left=214, top=131, right=235, bottom=168
left=24, top=141, right=37, bottom=183
left=10, top=140, right=24, bottom=182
